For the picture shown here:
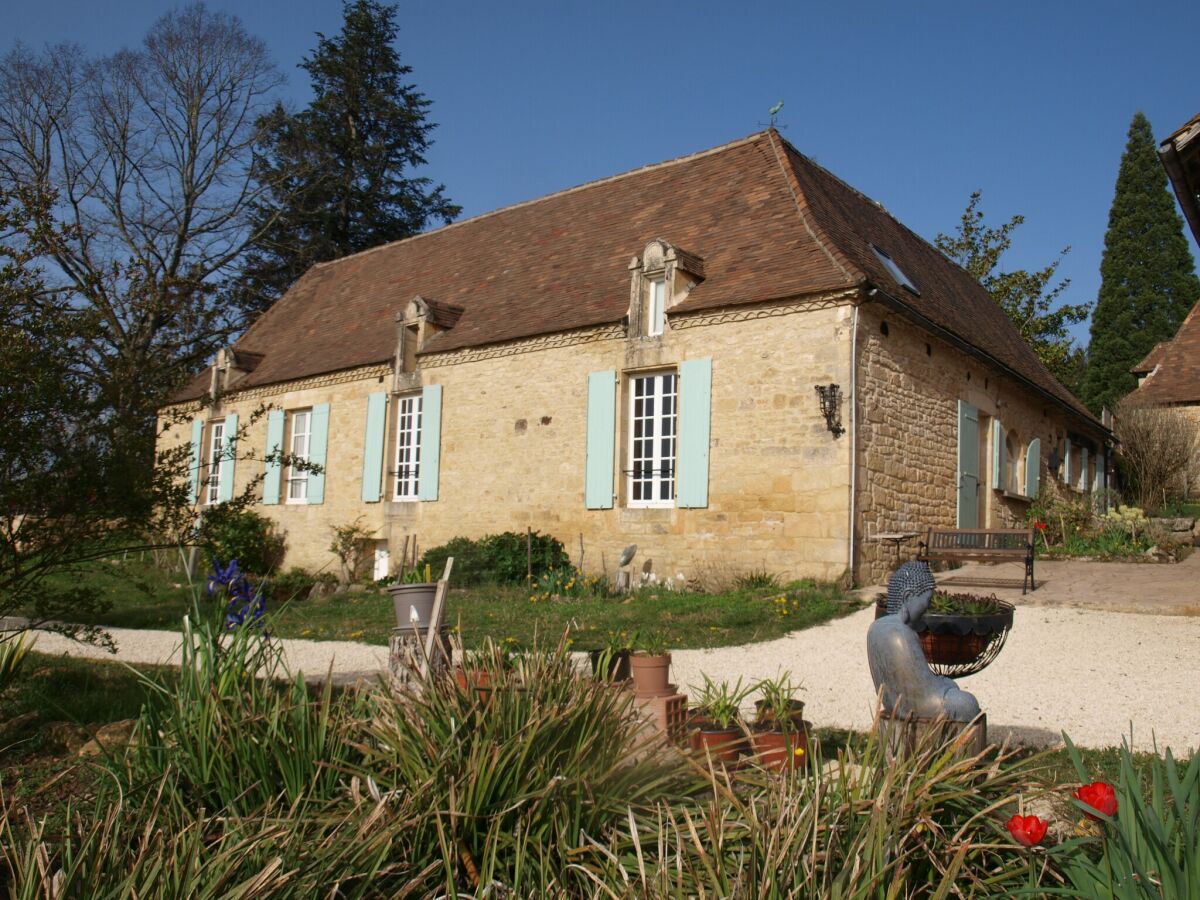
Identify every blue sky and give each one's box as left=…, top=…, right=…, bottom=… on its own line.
left=9, top=0, right=1200, bottom=347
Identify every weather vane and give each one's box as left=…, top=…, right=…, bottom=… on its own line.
left=768, top=100, right=784, bottom=127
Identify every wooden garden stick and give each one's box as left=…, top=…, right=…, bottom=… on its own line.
left=398, top=535, right=410, bottom=582
left=419, top=556, right=454, bottom=678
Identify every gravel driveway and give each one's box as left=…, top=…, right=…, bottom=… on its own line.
left=27, top=600, right=1200, bottom=754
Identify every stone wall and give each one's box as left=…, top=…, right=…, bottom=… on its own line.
left=854, top=304, right=1106, bottom=585
left=161, top=295, right=857, bottom=583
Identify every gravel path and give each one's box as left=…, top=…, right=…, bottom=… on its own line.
left=26, top=606, right=1200, bottom=755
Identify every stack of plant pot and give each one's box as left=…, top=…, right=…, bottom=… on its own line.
left=387, top=572, right=450, bottom=684
left=629, top=637, right=686, bottom=743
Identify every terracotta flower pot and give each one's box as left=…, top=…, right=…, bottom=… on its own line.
left=588, top=649, right=631, bottom=682
left=630, top=652, right=672, bottom=696
left=751, top=726, right=809, bottom=770
left=696, top=726, right=744, bottom=763
left=453, top=666, right=492, bottom=697
left=755, top=698, right=806, bottom=730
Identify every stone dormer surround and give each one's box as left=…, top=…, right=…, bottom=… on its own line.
left=394, top=295, right=463, bottom=391
left=208, top=347, right=264, bottom=402
left=627, top=239, right=705, bottom=340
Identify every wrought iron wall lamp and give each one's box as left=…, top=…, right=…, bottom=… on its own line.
left=815, top=383, right=845, bottom=437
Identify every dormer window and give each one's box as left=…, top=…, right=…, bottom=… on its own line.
left=648, top=278, right=666, bottom=336
left=627, top=239, right=705, bottom=340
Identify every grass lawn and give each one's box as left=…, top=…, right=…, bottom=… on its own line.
left=37, top=556, right=862, bottom=650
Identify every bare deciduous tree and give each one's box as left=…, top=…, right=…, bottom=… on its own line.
left=1114, top=398, right=1199, bottom=510
left=0, top=4, right=283, bottom=489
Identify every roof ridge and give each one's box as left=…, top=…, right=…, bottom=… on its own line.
left=763, top=130, right=859, bottom=285
left=312, top=130, right=774, bottom=271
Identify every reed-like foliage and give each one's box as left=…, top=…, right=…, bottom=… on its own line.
left=351, top=637, right=707, bottom=894
left=574, top=721, right=1049, bottom=897
left=0, top=631, right=34, bottom=694
left=1049, top=733, right=1200, bottom=898
left=123, top=610, right=365, bottom=813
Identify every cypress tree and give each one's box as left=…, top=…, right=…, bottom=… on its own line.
left=1082, top=112, right=1200, bottom=413
left=236, top=0, right=459, bottom=316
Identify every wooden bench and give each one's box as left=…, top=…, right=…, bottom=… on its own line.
left=917, top=528, right=1035, bottom=594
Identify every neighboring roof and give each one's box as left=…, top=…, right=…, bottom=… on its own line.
left=1129, top=297, right=1200, bottom=404
left=1131, top=341, right=1168, bottom=376
left=171, top=130, right=1101, bottom=430
left=1160, top=112, right=1200, bottom=247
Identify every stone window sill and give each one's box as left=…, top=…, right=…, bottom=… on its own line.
left=997, top=489, right=1032, bottom=504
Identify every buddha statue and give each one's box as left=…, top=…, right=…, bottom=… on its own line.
left=867, top=561, right=980, bottom=722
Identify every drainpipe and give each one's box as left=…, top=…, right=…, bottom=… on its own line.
left=847, top=302, right=860, bottom=581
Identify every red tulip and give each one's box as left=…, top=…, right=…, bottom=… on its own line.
left=1074, top=782, right=1118, bottom=819
left=1006, top=814, right=1048, bottom=847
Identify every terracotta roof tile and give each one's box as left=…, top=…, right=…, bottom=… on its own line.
left=1131, top=341, right=1168, bottom=375
left=1130, top=298, right=1200, bottom=404
left=170, top=130, right=1102, bottom=431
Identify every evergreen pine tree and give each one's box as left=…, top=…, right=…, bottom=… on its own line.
left=237, top=0, right=459, bottom=315
left=1081, top=112, right=1200, bottom=413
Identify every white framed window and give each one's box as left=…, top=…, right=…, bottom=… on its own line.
left=647, top=277, right=666, bottom=337
left=206, top=419, right=225, bottom=505
left=286, top=409, right=312, bottom=503
left=628, top=371, right=677, bottom=507
left=394, top=393, right=423, bottom=500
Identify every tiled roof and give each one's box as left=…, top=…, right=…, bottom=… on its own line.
left=171, top=130, right=1101, bottom=429
left=1130, top=298, right=1200, bottom=404
left=1131, top=341, right=1168, bottom=375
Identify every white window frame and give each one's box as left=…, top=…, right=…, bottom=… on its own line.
left=286, top=409, right=312, bottom=504
left=627, top=371, right=677, bottom=508
left=647, top=277, right=666, bottom=337
left=393, top=393, right=423, bottom=501
left=206, top=419, right=225, bottom=505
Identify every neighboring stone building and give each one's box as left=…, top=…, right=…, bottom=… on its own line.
left=1130, top=297, right=1200, bottom=496
left=161, top=130, right=1110, bottom=585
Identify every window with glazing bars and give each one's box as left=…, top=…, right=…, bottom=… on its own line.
left=394, top=394, right=423, bottom=499
left=628, top=372, right=676, bottom=506
left=206, top=420, right=225, bottom=505
left=287, top=409, right=312, bottom=502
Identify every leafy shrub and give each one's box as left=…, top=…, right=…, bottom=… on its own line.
left=197, top=505, right=285, bottom=575
left=420, top=530, right=569, bottom=586
left=528, top=565, right=606, bottom=602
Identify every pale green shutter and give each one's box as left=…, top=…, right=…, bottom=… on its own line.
left=189, top=418, right=205, bottom=501
left=677, top=358, right=713, bottom=508
left=1063, top=438, right=1072, bottom=484
left=957, top=401, right=979, bottom=528
left=992, top=419, right=1005, bottom=492
left=263, top=409, right=285, bottom=504
left=308, top=403, right=330, bottom=504
left=585, top=371, right=616, bottom=509
left=1079, top=447, right=1088, bottom=492
left=418, top=385, right=442, bottom=501
left=361, top=392, right=389, bottom=502
left=218, top=413, right=238, bottom=503
left=1024, top=438, right=1041, bottom=498
left=1093, top=449, right=1105, bottom=496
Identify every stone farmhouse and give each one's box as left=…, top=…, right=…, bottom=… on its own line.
left=162, top=129, right=1111, bottom=585
left=1130, top=297, right=1200, bottom=496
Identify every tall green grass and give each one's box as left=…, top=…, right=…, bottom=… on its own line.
left=123, top=609, right=365, bottom=813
